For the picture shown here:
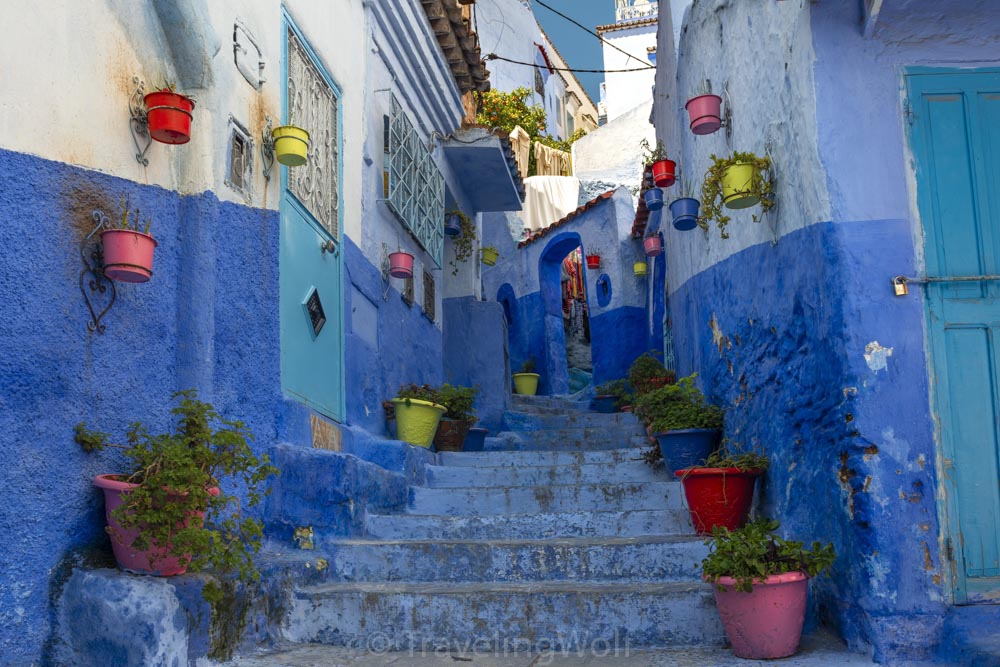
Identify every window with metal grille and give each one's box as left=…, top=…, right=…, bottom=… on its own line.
left=402, top=275, right=414, bottom=306
left=423, top=270, right=435, bottom=321
left=225, top=116, right=253, bottom=199
left=385, top=95, right=445, bottom=266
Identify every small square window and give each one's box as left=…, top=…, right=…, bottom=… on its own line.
left=402, top=275, right=414, bottom=306
left=225, top=116, right=254, bottom=199
left=423, top=270, right=435, bottom=321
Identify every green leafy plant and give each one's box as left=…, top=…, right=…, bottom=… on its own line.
left=672, top=173, right=698, bottom=201
left=118, top=193, right=152, bottom=234
left=518, top=357, right=537, bottom=374
left=639, top=138, right=670, bottom=165
left=628, top=353, right=675, bottom=395
left=74, top=390, right=277, bottom=595
left=595, top=378, right=633, bottom=410
left=634, top=373, right=723, bottom=433
left=702, top=517, right=835, bottom=593
left=394, top=383, right=445, bottom=405
left=437, top=384, right=478, bottom=422
left=700, top=151, right=774, bottom=239
left=699, top=444, right=770, bottom=472
left=447, top=210, right=477, bottom=276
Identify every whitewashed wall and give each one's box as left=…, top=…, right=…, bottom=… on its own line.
left=601, top=23, right=658, bottom=122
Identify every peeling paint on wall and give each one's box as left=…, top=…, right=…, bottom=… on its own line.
left=864, top=341, right=893, bottom=373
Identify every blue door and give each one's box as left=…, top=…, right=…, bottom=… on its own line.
left=907, top=69, right=1000, bottom=602
left=279, top=18, right=344, bottom=421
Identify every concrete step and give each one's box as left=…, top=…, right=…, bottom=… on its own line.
left=510, top=395, right=590, bottom=413
left=408, top=481, right=681, bottom=515
left=502, top=410, right=639, bottom=431
left=286, top=580, right=725, bottom=650
left=425, top=460, right=669, bottom=487
left=264, top=535, right=707, bottom=584
left=364, top=508, right=692, bottom=540
left=486, top=432, right=650, bottom=452
left=438, top=447, right=648, bottom=468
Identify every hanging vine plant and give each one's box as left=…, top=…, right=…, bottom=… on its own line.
left=699, top=152, right=774, bottom=239
left=447, top=209, right=477, bottom=276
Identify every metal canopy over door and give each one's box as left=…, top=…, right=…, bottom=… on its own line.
left=279, top=15, right=344, bottom=421
left=907, top=68, right=1000, bottom=603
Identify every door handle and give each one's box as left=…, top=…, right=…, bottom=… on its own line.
left=320, top=240, right=337, bottom=256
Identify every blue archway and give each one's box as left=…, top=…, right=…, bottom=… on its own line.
left=538, top=231, right=587, bottom=395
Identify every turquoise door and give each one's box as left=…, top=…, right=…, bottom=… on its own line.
left=907, top=69, right=1000, bottom=602
left=279, top=18, right=344, bottom=421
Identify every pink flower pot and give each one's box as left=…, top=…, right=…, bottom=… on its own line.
left=710, top=571, right=809, bottom=659
left=685, top=94, right=723, bottom=135
left=93, top=474, right=216, bottom=576
left=100, top=229, right=158, bottom=283
left=643, top=235, right=662, bottom=257
left=388, top=251, right=414, bottom=279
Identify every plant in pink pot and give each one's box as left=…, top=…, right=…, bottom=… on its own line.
left=101, top=194, right=158, bottom=283
left=702, top=518, right=835, bottom=660
left=74, top=390, right=277, bottom=601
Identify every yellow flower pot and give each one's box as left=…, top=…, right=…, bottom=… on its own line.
left=512, top=373, right=540, bottom=396
left=634, top=262, right=647, bottom=277
left=391, top=398, right=447, bottom=448
left=481, top=247, right=499, bottom=266
left=272, top=125, right=310, bottom=167
left=722, top=162, right=760, bottom=210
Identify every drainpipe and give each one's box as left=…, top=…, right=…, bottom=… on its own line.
left=150, top=0, right=220, bottom=90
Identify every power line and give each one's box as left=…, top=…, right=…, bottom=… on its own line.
left=534, top=0, right=655, bottom=70
left=485, top=53, right=654, bottom=73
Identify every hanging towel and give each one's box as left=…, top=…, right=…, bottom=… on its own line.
left=521, top=175, right=581, bottom=232
left=508, top=125, right=532, bottom=181
left=533, top=141, right=572, bottom=176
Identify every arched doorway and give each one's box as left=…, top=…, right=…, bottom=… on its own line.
left=538, top=231, right=593, bottom=395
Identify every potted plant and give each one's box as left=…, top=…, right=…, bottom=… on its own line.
left=433, top=384, right=478, bottom=452
left=700, top=151, right=774, bottom=239
left=703, top=518, right=835, bottom=659
left=481, top=245, right=500, bottom=266
left=633, top=261, right=647, bottom=277
left=668, top=177, right=700, bottom=231
left=144, top=81, right=195, bottom=145
left=634, top=374, right=723, bottom=471
left=388, top=250, right=414, bottom=279
left=585, top=250, right=602, bottom=270
left=444, top=211, right=463, bottom=237
left=593, top=379, right=632, bottom=413
left=464, top=427, right=489, bottom=452
left=101, top=194, right=158, bottom=283
left=512, top=357, right=540, bottom=396
left=675, top=446, right=769, bottom=535
left=639, top=138, right=676, bottom=188
left=73, top=390, right=276, bottom=587
left=643, top=233, right=662, bottom=257
left=684, top=86, right=723, bottom=136
left=628, top=353, right=674, bottom=395
left=271, top=125, right=310, bottom=167
left=390, top=384, right=448, bottom=448
left=446, top=210, right=477, bottom=276
left=643, top=186, right=664, bottom=212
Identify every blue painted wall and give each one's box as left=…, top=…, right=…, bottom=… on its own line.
left=442, top=296, right=507, bottom=432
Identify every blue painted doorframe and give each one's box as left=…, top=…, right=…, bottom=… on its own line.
left=279, top=11, right=345, bottom=421
left=907, top=68, right=1000, bottom=603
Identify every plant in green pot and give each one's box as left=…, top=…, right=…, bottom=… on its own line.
left=634, top=373, right=723, bottom=471
left=390, top=384, right=448, bottom=448
left=433, top=384, right=478, bottom=452
left=512, top=357, right=540, bottom=396
left=481, top=245, right=500, bottom=266
left=675, top=445, right=769, bottom=535
left=700, top=151, right=774, bottom=239
left=703, top=518, right=835, bottom=659
left=73, top=390, right=277, bottom=590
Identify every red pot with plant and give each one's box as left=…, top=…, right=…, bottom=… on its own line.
left=586, top=254, right=601, bottom=269
left=144, top=88, right=196, bottom=144
left=651, top=159, right=676, bottom=188
left=674, top=449, right=769, bottom=535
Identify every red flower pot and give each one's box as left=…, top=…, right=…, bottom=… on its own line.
left=643, top=235, right=662, bottom=257
left=685, top=94, right=723, bottom=135
left=93, top=474, right=218, bottom=576
left=388, top=251, right=414, bottom=279
left=674, top=467, right=762, bottom=535
left=144, top=90, right=195, bottom=145
left=651, top=158, right=676, bottom=187
left=100, top=229, right=158, bottom=283
left=585, top=254, right=601, bottom=269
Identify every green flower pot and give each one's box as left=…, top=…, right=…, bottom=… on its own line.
left=512, top=373, right=540, bottom=396
left=391, top=398, right=447, bottom=448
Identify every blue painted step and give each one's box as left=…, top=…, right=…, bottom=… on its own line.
left=408, top=481, right=682, bottom=515
left=285, top=580, right=725, bottom=650
left=261, top=535, right=707, bottom=584
left=502, top=410, right=640, bottom=431
left=486, top=431, right=650, bottom=452
left=438, top=447, right=647, bottom=467
left=364, top=508, right=691, bottom=540
left=425, top=460, right=668, bottom=487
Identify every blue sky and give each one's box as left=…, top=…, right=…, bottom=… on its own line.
left=532, top=0, right=616, bottom=105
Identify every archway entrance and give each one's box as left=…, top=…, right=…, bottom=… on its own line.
left=538, top=231, right=592, bottom=395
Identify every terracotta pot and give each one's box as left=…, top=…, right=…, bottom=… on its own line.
left=434, top=418, right=475, bottom=452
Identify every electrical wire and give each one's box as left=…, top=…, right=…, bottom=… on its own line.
left=485, top=53, right=653, bottom=73
left=534, top=0, right=655, bottom=70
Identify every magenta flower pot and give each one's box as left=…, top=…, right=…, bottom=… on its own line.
left=710, top=571, right=809, bottom=659
left=93, top=474, right=216, bottom=576
left=100, top=229, right=158, bottom=283
left=685, top=94, right=723, bottom=135
left=643, top=235, right=662, bottom=257
left=388, top=251, right=414, bottom=279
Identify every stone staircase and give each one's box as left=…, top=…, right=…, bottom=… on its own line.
left=275, top=394, right=725, bottom=651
